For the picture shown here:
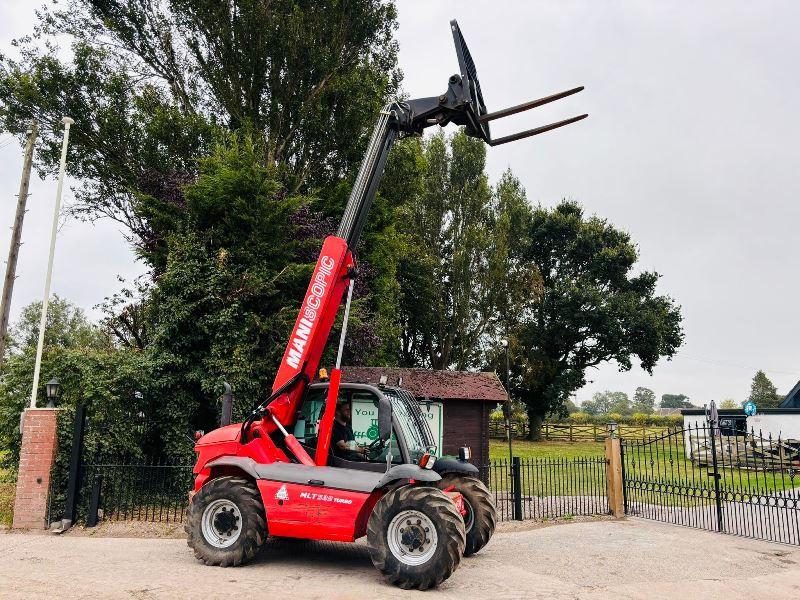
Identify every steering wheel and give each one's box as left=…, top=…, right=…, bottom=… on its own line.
left=365, top=437, right=386, bottom=460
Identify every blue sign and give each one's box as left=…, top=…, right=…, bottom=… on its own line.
left=744, top=401, right=757, bottom=416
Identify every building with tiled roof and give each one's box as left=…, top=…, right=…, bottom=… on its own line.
left=339, top=367, right=507, bottom=468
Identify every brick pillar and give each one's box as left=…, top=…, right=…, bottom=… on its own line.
left=12, top=408, right=60, bottom=529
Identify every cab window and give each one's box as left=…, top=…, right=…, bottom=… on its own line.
left=296, top=387, right=401, bottom=464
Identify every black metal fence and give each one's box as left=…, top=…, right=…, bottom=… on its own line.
left=57, top=405, right=610, bottom=527
left=82, top=460, right=194, bottom=524
left=622, top=424, right=800, bottom=545
left=75, top=456, right=609, bottom=526
left=481, top=456, right=608, bottom=522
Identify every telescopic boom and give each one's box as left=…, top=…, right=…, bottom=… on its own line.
left=243, top=20, right=587, bottom=465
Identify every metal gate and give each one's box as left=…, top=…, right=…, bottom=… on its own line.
left=621, top=423, right=800, bottom=545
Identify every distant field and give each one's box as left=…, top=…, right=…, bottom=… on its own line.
left=489, top=439, right=605, bottom=461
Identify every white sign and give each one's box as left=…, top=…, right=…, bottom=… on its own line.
left=418, top=401, right=443, bottom=451
left=351, top=399, right=443, bottom=452
left=351, top=400, right=380, bottom=443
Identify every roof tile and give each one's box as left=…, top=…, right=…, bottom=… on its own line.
left=339, top=367, right=507, bottom=402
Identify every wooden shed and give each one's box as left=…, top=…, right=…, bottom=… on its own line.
left=340, top=367, right=507, bottom=468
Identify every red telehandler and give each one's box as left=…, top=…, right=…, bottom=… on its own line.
left=186, top=20, right=585, bottom=589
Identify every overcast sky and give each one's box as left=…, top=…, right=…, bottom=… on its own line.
left=1, top=1, right=798, bottom=407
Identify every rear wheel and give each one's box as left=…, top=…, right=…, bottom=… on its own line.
left=367, top=486, right=465, bottom=590
left=436, top=474, right=496, bottom=556
left=186, top=476, right=267, bottom=567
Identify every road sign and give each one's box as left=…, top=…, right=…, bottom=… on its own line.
left=744, top=401, right=757, bottom=416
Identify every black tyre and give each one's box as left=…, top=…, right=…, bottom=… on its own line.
left=367, top=486, right=465, bottom=590
left=185, top=476, right=267, bottom=567
left=436, top=474, right=496, bottom=556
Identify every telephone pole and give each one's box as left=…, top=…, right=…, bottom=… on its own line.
left=0, top=121, right=38, bottom=371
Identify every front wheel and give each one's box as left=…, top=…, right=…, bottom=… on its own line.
left=185, top=476, right=267, bottom=567
left=367, top=486, right=465, bottom=590
left=436, top=474, right=496, bottom=556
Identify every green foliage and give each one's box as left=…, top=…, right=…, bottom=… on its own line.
left=396, top=132, right=540, bottom=369
left=719, top=398, right=740, bottom=409
left=502, top=201, right=683, bottom=439
left=748, top=370, right=782, bottom=409
left=5, top=295, right=111, bottom=357
left=0, top=457, right=13, bottom=527
left=583, top=391, right=631, bottom=416
left=0, top=299, right=152, bottom=471
left=0, top=0, right=399, bottom=265
left=660, top=393, right=693, bottom=409
left=141, top=137, right=316, bottom=448
left=570, top=412, right=591, bottom=423
left=631, top=386, right=656, bottom=414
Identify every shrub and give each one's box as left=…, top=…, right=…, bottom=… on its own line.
left=570, top=412, right=591, bottom=423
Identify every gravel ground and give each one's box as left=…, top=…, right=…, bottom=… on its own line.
left=1, top=518, right=799, bottom=599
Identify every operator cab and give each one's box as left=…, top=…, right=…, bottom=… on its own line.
left=295, top=383, right=435, bottom=473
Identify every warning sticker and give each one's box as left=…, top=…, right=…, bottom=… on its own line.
left=275, top=484, right=289, bottom=502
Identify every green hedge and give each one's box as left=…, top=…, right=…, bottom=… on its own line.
left=489, top=409, right=684, bottom=428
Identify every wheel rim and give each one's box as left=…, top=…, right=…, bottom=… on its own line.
left=387, top=510, right=439, bottom=566
left=462, top=498, right=475, bottom=533
left=201, top=499, right=242, bottom=549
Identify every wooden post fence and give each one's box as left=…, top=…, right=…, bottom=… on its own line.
left=605, top=437, right=624, bottom=518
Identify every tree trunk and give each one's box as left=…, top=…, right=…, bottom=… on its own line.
left=527, top=407, right=544, bottom=441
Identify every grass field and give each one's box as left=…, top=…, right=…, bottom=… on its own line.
left=490, top=439, right=605, bottom=461
left=620, top=441, right=799, bottom=496
left=488, top=440, right=608, bottom=496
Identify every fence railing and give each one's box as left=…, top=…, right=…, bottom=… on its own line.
left=489, top=421, right=672, bottom=441
left=75, top=455, right=609, bottom=526
left=621, top=424, right=800, bottom=546
left=82, top=460, right=194, bottom=524
left=481, top=456, right=608, bottom=521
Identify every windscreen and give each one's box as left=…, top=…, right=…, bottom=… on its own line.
left=382, top=388, right=437, bottom=461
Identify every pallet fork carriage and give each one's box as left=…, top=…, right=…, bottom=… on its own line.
left=186, top=20, right=586, bottom=589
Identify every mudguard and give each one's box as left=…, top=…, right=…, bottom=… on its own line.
left=432, top=457, right=479, bottom=476
left=376, top=463, right=441, bottom=487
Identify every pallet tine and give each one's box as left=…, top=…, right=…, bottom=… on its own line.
left=489, top=114, right=588, bottom=146
left=479, top=86, right=585, bottom=123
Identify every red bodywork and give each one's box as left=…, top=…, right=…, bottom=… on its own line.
left=191, top=235, right=390, bottom=541
left=257, top=480, right=380, bottom=542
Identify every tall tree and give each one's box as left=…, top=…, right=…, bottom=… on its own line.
left=9, top=295, right=111, bottom=353
left=582, top=390, right=630, bottom=416
left=512, top=201, right=683, bottom=439
left=0, top=0, right=400, bottom=267
left=660, top=393, right=693, bottom=409
left=632, top=386, right=656, bottom=414
left=747, top=370, right=782, bottom=408
left=396, top=132, right=538, bottom=369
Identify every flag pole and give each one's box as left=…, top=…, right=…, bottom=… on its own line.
left=30, top=117, right=73, bottom=408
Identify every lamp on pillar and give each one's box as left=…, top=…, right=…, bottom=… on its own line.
left=607, top=420, right=618, bottom=439
left=45, top=378, right=60, bottom=408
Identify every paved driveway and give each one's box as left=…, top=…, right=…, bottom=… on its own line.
left=1, top=518, right=799, bottom=599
